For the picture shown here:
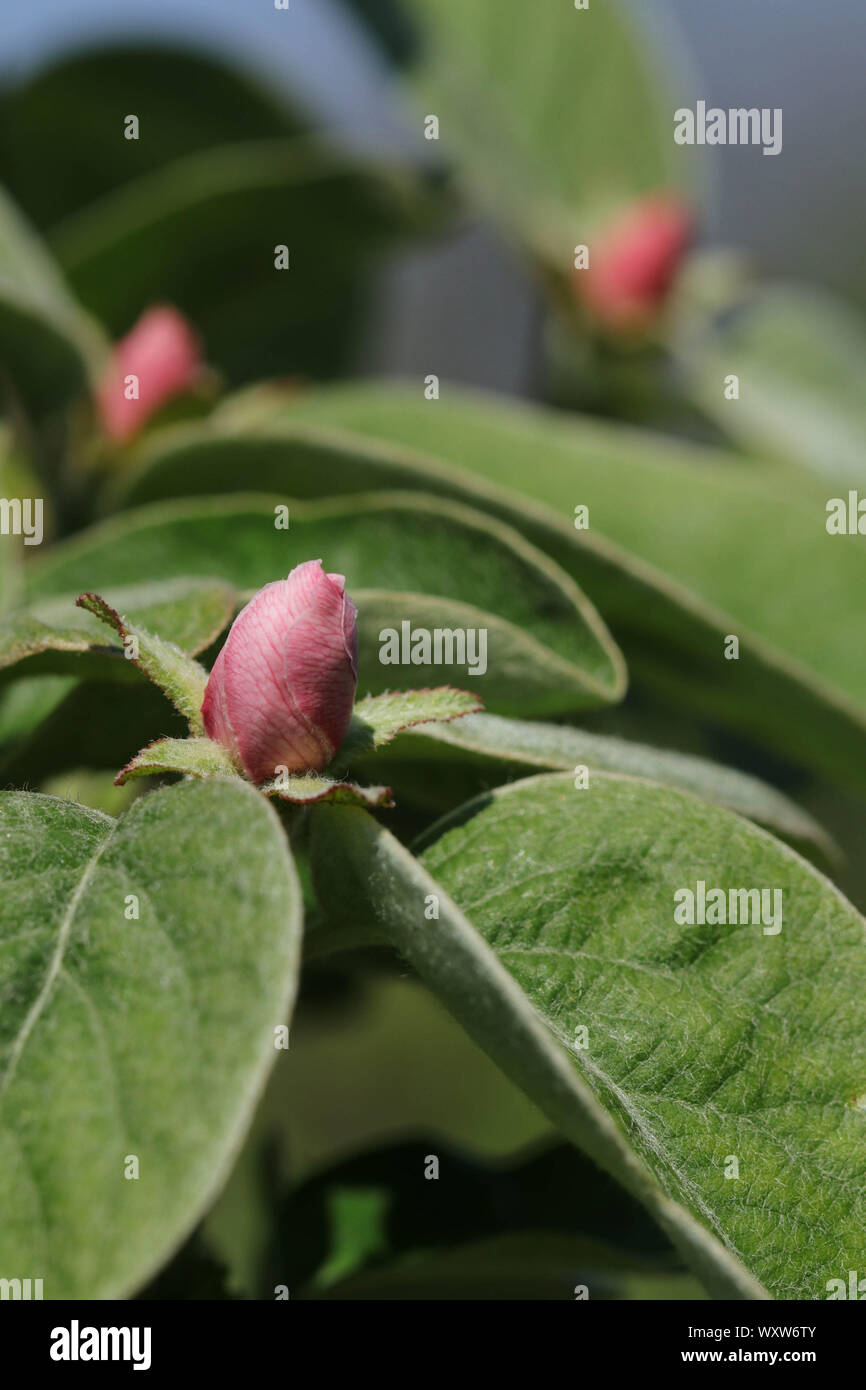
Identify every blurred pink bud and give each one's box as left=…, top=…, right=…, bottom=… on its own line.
left=96, top=305, right=203, bottom=442
left=579, top=196, right=693, bottom=331
left=202, top=560, right=359, bottom=782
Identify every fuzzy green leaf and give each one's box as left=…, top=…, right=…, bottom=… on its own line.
left=0, top=578, right=234, bottom=702
left=0, top=779, right=302, bottom=1298
left=115, top=736, right=239, bottom=785
left=342, top=686, right=482, bottom=758
left=414, top=775, right=866, bottom=1300
left=262, top=772, right=392, bottom=808
left=312, top=775, right=866, bottom=1299
left=309, top=795, right=767, bottom=1301
left=76, top=592, right=209, bottom=734
left=346, top=711, right=833, bottom=860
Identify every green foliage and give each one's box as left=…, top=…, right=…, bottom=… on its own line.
left=0, top=780, right=302, bottom=1297
left=0, top=46, right=307, bottom=229
left=263, top=1139, right=696, bottom=1300
left=678, top=284, right=866, bottom=486
left=345, top=710, right=834, bottom=859
left=24, top=492, right=624, bottom=717
left=263, top=772, right=393, bottom=807
left=312, top=773, right=866, bottom=1299
left=345, top=687, right=483, bottom=753
left=53, top=140, right=452, bottom=385
left=0, top=680, right=188, bottom=787
left=0, top=44, right=452, bottom=391
left=0, top=578, right=234, bottom=686
left=271, top=384, right=866, bottom=789
left=309, top=795, right=765, bottom=1299
left=0, top=188, right=105, bottom=416
left=401, top=0, right=682, bottom=265
left=77, top=590, right=211, bottom=733
left=0, top=8, right=863, bottom=1304
left=115, top=736, right=240, bottom=785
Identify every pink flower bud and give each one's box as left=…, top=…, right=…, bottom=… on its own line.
left=96, top=305, right=203, bottom=442
left=202, top=560, right=359, bottom=783
left=579, top=196, right=693, bottom=331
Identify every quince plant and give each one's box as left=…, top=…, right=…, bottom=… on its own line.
left=3, top=9, right=866, bottom=1309
left=79, top=574, right=482, bottom=808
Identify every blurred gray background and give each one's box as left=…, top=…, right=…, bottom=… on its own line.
left=3, top=0, right=864, bottom=392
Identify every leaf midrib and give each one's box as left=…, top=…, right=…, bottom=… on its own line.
left=0, top=819, right=115, bottom=1102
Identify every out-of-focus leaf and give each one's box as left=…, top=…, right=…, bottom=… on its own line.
left=400, top=0, right=683, bottom=266
left=264, top=1138, right=685, bottom=1299
left=0, top=433, right=21, bottom=610
left=315, top=1232, right=703, bottom=1301
left=0, top=674, right=75, bottom=761
left=0, top=434, right=52, bottom=601
left=0, top=45, right=305, bottom=230
left=0, top=189, right=105, bottom=416
left=0, top=578, right=235, bottom=684
left=0, top=680, right=187, bottom=787
left=203, top=970, right=555, bottom=1294
left=51, top=139, right=453, bottom=384
left=38, top=769, right=138, bottom=820
left=679, top=285, right=866, bottom=486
